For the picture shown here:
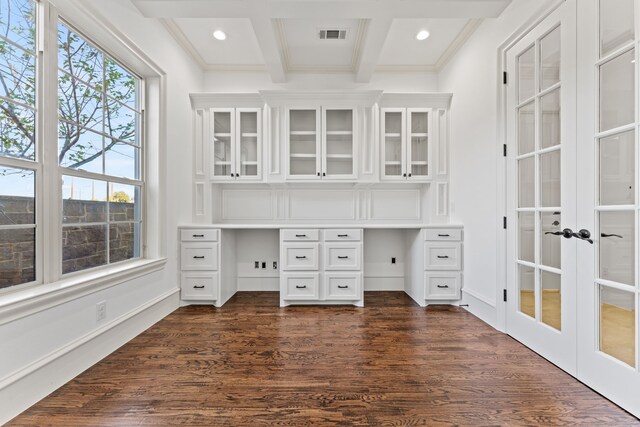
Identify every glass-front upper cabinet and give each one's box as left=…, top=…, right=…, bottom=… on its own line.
left=381, top=108, right=431, bottom=181
left=211, top=108, right=261, bottom=181
left=287, top=107, right=356, bottom=180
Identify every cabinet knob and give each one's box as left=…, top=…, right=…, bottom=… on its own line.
left=403, top=173, right=407, bottom=177
left=295, top=255, right=307, bottom=259
left=235, top=173, right=240, bottom=177
left=437, top=285, right=449, bottom=289
left=338, top=285, right=349, bottom=289
left=337, top=256, right=349, bottom=259
left=192, top=234, right=204, bottom=238
left=437, top=234, right=450, bottom=237
left=322, top=172, right=326, bottom=177
left=193, top=255, right=205, bottom=259
left=317, top=172, right=320, bottom=176
left=337, top=234, right=348, bottom=237
left=437, top=255, right=449, bottom=259
left=296, top=285, right=307, bottom=289
left=193, top=285, right=205, bottom=289
left=408, top=173, right=412, bottom=177
left=295, top=234, right=307, bottom=237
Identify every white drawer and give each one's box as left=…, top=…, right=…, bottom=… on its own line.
left=281, top=272, right=320, bottom=300
left=424, top=228, right=462, bottom=241
left=281, top=229, right=319, bottom=242
left=181, top=243, right=219, bottom=270
left=326, top=273, right=361, bottom=300
left=180, top=229, right=219, bottom=242
left=181, top=272, right=217, bottom=300
left=424, top=242, right=461, bottom=270
left=324, top=243, right=362, bottom=271
left=324, top=229, right=362, bottom=242
left=425, top=272, right=460, bottom=299
left=281, top=243, right=319, bottom=270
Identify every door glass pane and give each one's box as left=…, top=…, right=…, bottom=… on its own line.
left=599, top=130, right=635, bottom=206
left=540, top=26, right=561, bottom=91
left=600, top=49, right=635, bottom=132
left=384, top=112, right=403, bottom=177
left=325, top=109, right=353, bottom=177
left=518, top=45, right=535, bottom=102
left=519, top=156, right=535, bottom=208
left=518, top=212, right=535, bottom=263
left=519, top=264, right=535, bottom=319
left=600, top=0, right=635, bottom=57
left=599, top=285, right=636, bottom=367
left=518, top=101, right=535, bottom=155
left=599, top=211, right=635, bottom=286
left=541, top=212, right=561, bottom=269
left=540, top=89, right=561, bottom=149
left=410, top=111, right=428, bottom=176
left=239, top=111, right=258, bottom=177
left=290, top=110, right=317, bottom=177
left=541, top=270, right=561, bottom=331
left=213, top=112, right=232, bottom=177
left=540, top=150, right=561, bottom=207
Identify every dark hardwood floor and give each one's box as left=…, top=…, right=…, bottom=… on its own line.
left=8, top=292, right=639, bottom=426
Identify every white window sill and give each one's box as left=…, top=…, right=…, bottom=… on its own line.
left=0, top=258, right=167, bottom=326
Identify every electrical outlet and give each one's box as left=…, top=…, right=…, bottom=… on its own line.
left=96, top=301, right=107, bottom=322
left=261, top=261, right=266, bottom=269
left=254, top=261, right=260, bottom=269
left=391, top=257, right=396, bottom=264
left=273, top=261, right=278, bottom=269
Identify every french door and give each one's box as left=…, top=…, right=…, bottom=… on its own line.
left=506, top=0, right=640, bottom=417
left=506, top=0, right=577, bottom=374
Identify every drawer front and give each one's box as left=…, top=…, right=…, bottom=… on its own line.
left=424, top=243, right=461, bottom=270
left=324, top=243, right=362, bottom=271
left=282, top=272, right=320, bottom=300
left=282, top=243, right=319, bottom=270
left=181, top=273, right=217, bottom=300
left=326, top=273, right=361, bottom=300
left=425, top=273, right=460, bottom=299
left=181, top=229, right=219, bottom=242
left=281, top=229, right=319, bottom=242
left=324, top=229, right=363, bottom=242
left=181, top=243, right=219, bottom=270
left=424, top=228, right=462, bottom=241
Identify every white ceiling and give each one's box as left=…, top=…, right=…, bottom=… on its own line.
left=132, top=0, right=512, bottom=82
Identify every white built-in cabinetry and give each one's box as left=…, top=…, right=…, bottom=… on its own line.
left=211, top=108, right=261, bottom=181
left=381, top=108, right=431, bottom=181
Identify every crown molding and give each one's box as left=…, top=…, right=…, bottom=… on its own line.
left=434, top=18, right=483, bottom=70
left=379, top=92, right=453, bottom=108
left=159, top=18, right=208, bottom=69
left=189, top=93, right=264, bottom=109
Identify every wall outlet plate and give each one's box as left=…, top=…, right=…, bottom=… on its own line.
left=96, top=301, right=107, bottom=322
left=273, top=261, right=278, bottom=269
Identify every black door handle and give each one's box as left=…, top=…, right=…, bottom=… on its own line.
left=601, top=233, right=623, bottom=238
left=545, top=228, right=574, bottom=239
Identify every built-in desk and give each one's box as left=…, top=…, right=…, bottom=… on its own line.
left=178, top=224, right=463, bottom=307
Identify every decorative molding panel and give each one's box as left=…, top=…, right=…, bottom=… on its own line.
left=436, top=182, right=448, bottom=216
left=437, top=109, right=448, bottom=176
left=222, top=190, right=273, bottom=220
left=194, top=108, right=205, bottom=177
left=288, top=189, right=356, bottom=220
left=194, top=182, right=205, bottom=218
left=370, top=189, right=421, bottom=220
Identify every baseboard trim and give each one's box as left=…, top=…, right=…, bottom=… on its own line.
left=461, top=288, right=497, bottom=329
left=0, top=288, right=179, bottom=425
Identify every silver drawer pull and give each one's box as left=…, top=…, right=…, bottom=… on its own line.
left=295, top=256, right=307, bottom=259
left=295, top=234, right=307, bottom=237
left=337, top=234, right=348, bottom=237
left=192, top=234, right=205, bottom=238
left=193, top=255, right=205, bottom=259
left=296, top=285, right=307, bottom=289
left=437, top=285, right=449, bottom=289
left=193, top=285, right=205, bottom=289
left=437, top=255, right=449, bottom=259
left=438, top=233, right=450, bottom=237
left=337, top=256, right=349, bottom=259
left=338, top=285, right=349, bottom=289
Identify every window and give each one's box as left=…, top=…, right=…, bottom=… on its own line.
left=0, top=0, right=145, bottom=291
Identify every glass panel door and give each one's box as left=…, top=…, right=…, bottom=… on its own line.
left=407, top=109, right=430, bottom=179
left=323, top=108, right=354, bottom=178
left=288, top=109, right=320, bottom=179
left=236, top=109, right=260, bottom=180
left=381, top=109, right=406, bottom=180
left=212, top=109, right=234, bottom=180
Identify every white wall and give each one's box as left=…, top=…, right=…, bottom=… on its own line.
left=0, top=0, right=203, bottom=423
left=438, top=0, right=555, bottom=327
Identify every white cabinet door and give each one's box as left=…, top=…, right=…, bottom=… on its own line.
left=407, top=108, right=431, bottom=181
left=211, top=108, right=235, bottom=181
left=381, top=108, right=406, bottom=181
left=235, top=108, right=261, bottom=181
left=287, top=108, right=321, bottom=180
left=322, top=107, right=356, bottom=179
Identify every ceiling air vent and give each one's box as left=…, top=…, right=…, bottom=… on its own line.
left=319, top=29, right=347, bottom=40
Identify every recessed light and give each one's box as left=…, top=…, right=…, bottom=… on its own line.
left=213, top=30, right=226, bottom=41
left=416, top=30, right=430, bottom=41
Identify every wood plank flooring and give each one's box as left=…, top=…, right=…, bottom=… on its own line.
left=8, top=292, right=639, bottom=426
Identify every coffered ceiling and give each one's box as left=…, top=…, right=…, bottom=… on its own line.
left=132, top=0, right=512, bottom=82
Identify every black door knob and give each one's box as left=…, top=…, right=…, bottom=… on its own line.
left=544, top=228, right=575, bottom=239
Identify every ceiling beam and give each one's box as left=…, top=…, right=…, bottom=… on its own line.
left=355, top=18, right=392, bottom=83
left=249, top=16, right=287, bottom=83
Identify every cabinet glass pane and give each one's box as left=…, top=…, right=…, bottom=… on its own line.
left=518, top=101, right=535, bottom=155
left=540, top=149, right=560, bottom=207
left=518, top=212, right=535, bottom=263
left=541, top=211, right=561, bottom=269
left=599, top=285, right=635, bottom=367
left=540, top=26, right=561, bottom=91
left=325, top=109, right=353, bottom=176
left=600, top=49, right=635, bottom=132
left=600, top=0, right=634, bottom=58
left=213, top=112, right=232, bottom=177
left=518, top=156, right=535, bottom=208
left=519, top=264, right=535, bottom=319
left=290, top=110, right=317, bottom=176
left=600, top=130, right=635, bottom=206
left=599, top=211, right=635, bottom=286
left=239, top=111, right=258, bottom=177
left=540, top=89, right=560, bottom=149
left=384, top=111, right=403, bottom=177
left=410, top=111, right=428, bottom=176
left=518, top=45, right=535, bottom=103
left=541, top=270, right=561, bottom=331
